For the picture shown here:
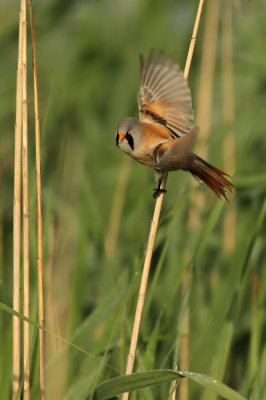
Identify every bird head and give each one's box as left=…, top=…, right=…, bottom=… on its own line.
left=116, top=117, right=142, bottom=156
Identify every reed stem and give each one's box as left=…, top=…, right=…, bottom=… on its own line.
left=188, top=0, right=221, bottom=230
left=222, top=0, right=235, bottom=253
left=21, top=0, right=30, bottom=398
left=105, top=158, right=132, bottom=259
left=28, top=0, right=46, bottom=398
left=13, top=2, right=23, bottom=398
left=122, top=2, right=205, bottom=399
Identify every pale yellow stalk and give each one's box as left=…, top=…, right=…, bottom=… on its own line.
left=105, top=157, right=132, bottom=258
left=181, top=3, right=220, bottom=399
left=188, top=0, right=221, bottom=229
left=13, top=3, right=23, bottom=399
left=222, top=0, right=235, bottom=253
left=122, top=2, right=205, bottom=399
left=28, top=1, right=46, bottom=398
left=21, top=0, right=30, bottom=398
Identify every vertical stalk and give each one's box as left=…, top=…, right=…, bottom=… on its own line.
left=21, top=0, right=30, bottom=398
left=122, top=2, right=205, bottom=399
left=105, top=157, right=132, bottom=258
left=188, top=0, right=221, bottom=230
left=179, top=4, right=207, bottom=400
left=222, top=0, right=235, bottom=253
left=13, top=3, right=23, bottom=398
left=179, top=272, right=190, bottom=400
left=182, top=3, right=220, bottom=399
left=183, top=0, right=205, bottom=81
left=123, top=188, right=166, bottom=380
left=28, top=1, right=46, bottom=398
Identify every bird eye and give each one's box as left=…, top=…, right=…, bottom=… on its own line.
left=125, top=131, right=134, bottom=150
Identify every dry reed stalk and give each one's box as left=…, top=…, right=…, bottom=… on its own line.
left=45, top=220, right=65, bottom=398
left=45, top=220, right=59, bottom=354
left=171, top=365, right=179, bottom=400
left=179, top=271, right=190, bottom=400
left=187, top=0, right=220, bottom=230
left=181, top=4, right=220, bottom=399
left=122, top=2, right=205, bottom=399
left=105, top=157, right=132, bottom=258
left=13, top=3, right=23, bottom=398
left=183, top=0, right=205, bottom=81
left=21, top=1, right=30, bottom=399
left=222, top=0, right=235, bottom=253
left=234, top=0, right=241, bottom=13
left=181, top=2, right=220, bottom=397
left=28, top=1, right=46, bottom=398
left=179, top=8, right=206, bottom=400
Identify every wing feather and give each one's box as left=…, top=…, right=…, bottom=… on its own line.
left=138, top=50, right=194, bottom=137
left=153, top=127, right=198, bottom=171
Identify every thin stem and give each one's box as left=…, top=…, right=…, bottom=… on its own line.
left=21, top=0, right=30, bottom=399
left=188, top=0, right=220, bottom=229
left=28, top=1, right=46, bottom=398
left=182, top=4, right=219, bottom=397
left=122, top=2, right=205, bottom=399
left=124, top=186, right=166, bottom=380
left=179, top=270, right=190, bottom=400
left=13, top=3, right=23, bottom=399
left=222, top=0, right=235, bottom=253
left=184, top=0, right=205, bottom=80
left=105, top=157, right=132, bottom=259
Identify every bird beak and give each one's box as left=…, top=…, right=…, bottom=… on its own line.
left=116, top=132, right=125, bottom=146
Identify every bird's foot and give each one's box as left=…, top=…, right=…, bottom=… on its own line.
left=153, top=188, right=167, bottom=199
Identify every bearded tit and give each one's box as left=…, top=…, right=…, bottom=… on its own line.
left=116, top=50, right=234, bottom=200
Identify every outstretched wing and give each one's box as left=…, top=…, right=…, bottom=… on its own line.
left=138, top=50, right=194, bottom=138
left=153, top=126, right=198, bottom=171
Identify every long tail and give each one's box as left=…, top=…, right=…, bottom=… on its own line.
left=188, top=154, right=234, bottom=201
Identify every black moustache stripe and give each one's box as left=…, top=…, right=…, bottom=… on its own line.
left=116, top=133, right=119, bottom=146
left=125, top=132, right=134, bottom=150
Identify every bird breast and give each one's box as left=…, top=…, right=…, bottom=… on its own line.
left=132, top=122, right=172, bottom=168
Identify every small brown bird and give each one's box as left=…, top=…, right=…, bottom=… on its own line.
left=116, top=51, right=234, bottom=200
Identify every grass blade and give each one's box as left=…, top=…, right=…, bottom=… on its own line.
left=95, top=370, right=179, bottom=400
left=94, top=369, right=247, bottom=400
left=178, top=371, right=247, bottom=400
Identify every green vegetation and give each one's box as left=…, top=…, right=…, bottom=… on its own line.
left=0, top=0, right=265, bottom=399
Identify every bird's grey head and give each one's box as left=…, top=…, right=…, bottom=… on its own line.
left=115, top=117, right=142, bottom=155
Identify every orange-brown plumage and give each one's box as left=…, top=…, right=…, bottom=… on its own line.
left=116, top=50, right=234, bottom=199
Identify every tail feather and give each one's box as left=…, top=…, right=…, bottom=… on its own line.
left=189, top=155, right=234, bottom=201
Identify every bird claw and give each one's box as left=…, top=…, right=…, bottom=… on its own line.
left=153, top=188, right=167, bottom=199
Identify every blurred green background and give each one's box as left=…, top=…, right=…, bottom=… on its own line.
left=0, top=0, right=265, bottom=399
